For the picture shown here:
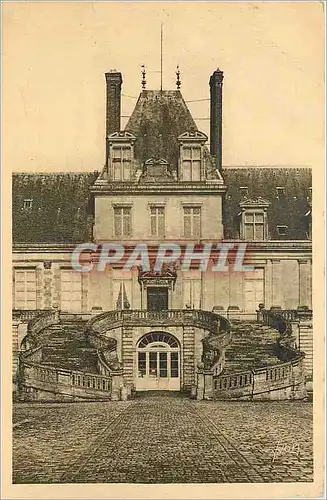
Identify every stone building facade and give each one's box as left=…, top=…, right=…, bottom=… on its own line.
left=12, top=68, right=312, bottom=397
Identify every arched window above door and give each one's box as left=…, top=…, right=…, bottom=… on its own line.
left=138, top=332, right=179, bottom=349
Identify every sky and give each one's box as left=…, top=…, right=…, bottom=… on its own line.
left=2, top=2, right=324, bottom=173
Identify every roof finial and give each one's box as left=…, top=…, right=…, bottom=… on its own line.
left=176, top=65, right=181, bottom=89
left=141, top=65, right=146, bottom=89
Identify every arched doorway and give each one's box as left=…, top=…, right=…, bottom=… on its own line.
left=135, top=332, right=181, bottom=391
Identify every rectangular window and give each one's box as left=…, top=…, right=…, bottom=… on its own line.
left=138, top=352, right=146, bottom=377
left=60, top=270, right=82, bottom=312
left=183, top=206, right=201, bottom=237
left=159, top=352, right=168, bottom=378
left=149, top=352, right=157, bottom=377
left=170, top=352, right=179, bottom=378
left=114, top=206, right=132, bottom=237
left=14, top=269, right=37, bottom=310
left=182, top=146, right=201, bottom=181
left=244, top=268, right=264, bottom=311
left=277, top=225, right=288, bottom=236
left=150, top=206, right=165, bottom=237
left=243, top=211, right=265, bottom=240
left=182, top=271, right=202, bottom=309
left=112, top=146, right=131, bottom=181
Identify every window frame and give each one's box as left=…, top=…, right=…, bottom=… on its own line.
left=277, top=225, right=288, bottom=236
left=180, top=145, right=202, bottom=181
left=149, top=204, right=166, bottom=238
left=23, top=199, right=33, bottom=210
left=183, top=205, right=202, bottom=238
left=113, top=204, right=133, bottom=237
left=241, top=209, right=267, bottom=241
left=110, top=145, right=132, bottom=182
left=178, top=131, right=208, bottom=182
left=108, top=131, right=136, bottom=182
left=14, top=267, right=37, bottom=310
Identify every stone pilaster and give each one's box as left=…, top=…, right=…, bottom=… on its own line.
left=264, top=259, right=273, bottom=309
left=35, top=265, right=43, bottom=309
left=271, top=259, right=282, bottom=307
left=43, top=261, right=53, bottom=309
left=228, top=261, right=243, bottom=309
left=298, top=319, right=313, bottom=380
left=182, top=324, right=195, bottom=390
left=121, top=325, right=134, bottom=388
left=52, top=264, right=61, bottom=309
left=12, top=321, right=19, bottom=377
left=298, top=259, right=312, bottom=308
left=81, top=272, right=89, bottom=312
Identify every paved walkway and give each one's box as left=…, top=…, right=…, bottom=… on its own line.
left=13, top=393, right=313, bottom=484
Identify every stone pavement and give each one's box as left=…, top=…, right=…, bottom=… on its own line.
left=12, top=393, right=313, bottom=484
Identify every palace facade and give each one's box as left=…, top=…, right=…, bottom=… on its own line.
left=12, top=68, right=312, bottom=400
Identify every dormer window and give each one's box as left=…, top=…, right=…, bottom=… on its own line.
left=239, top=197, right=270, bottom=241
left=112, top=146, right=131, bottom=181
left=23, top=199, right=33, bottom=210
left=178, top=131, right=208, bottom=182
left=277, top=225, right=288, bottom=236
left=108, top=131, right=136, bottom=182
left=276, top=187, right=285, bottom=197
left=182, top=146, right=201, bottom=181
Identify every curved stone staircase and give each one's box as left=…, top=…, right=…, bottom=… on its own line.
left=223, top=321, right=281, bottom=374
left=17, top=313, right=123, bottom=402
left=210, top=319, right=307, bottom=401
left=39, top=321, right=99, bottom=373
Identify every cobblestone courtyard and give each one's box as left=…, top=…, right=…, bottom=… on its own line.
left=12, top=394, right=313, bottom=484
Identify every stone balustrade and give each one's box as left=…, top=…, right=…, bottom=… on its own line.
left=27, top=309, right=60, bottom=336
left=88, top=309, right=228, bottom=337
left=12, top=310, right=40, bottom=322
left=20, top=358, right=118, bottom=401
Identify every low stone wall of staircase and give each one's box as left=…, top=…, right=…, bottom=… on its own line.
left=16, top=310, right=124, bottom=402
left=18, top=347, right=123, bottom=402
left=202, top=310, right=308, bottom=401
left=212, top=356, right=306, bottom=401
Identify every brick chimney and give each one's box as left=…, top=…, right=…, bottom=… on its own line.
left=105, top=70, right=123, bottom=161
left=209, top=68, right=224, bottom=169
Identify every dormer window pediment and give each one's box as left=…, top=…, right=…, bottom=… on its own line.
left=143, top=158, right=173, bottom=180
left=239, top=197, right=270, bottom=209
left=178, top=131, right=208, bottom=144
left=108, top=131, right=136, bottom=143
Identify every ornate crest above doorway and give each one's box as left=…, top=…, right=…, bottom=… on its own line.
left=138, top=265, right=177, bottom=290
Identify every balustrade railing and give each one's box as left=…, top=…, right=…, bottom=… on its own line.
left=214, top=371, right=253, bottom=391
left=258, top=308, right=312, bottom=330
left=13, top=310, right=40, bottom=322
left=27, top=309, right=60, bottom=336
left=88, top=309, right=229, bottom=337
left=24, top=360, right=113, bottom=393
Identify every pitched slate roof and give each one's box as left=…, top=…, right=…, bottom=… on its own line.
left=122, top=89, right=219, bottom=180
left=12, top=167, right=312, bottom=244
left=222, top=167, right=312, bottom=240
left=12, top=172, right=98, bottom=243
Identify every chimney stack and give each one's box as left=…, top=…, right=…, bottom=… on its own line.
left=105, top=70, right=123, bottom=161
left=209, top=68, right=224, bottom=169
